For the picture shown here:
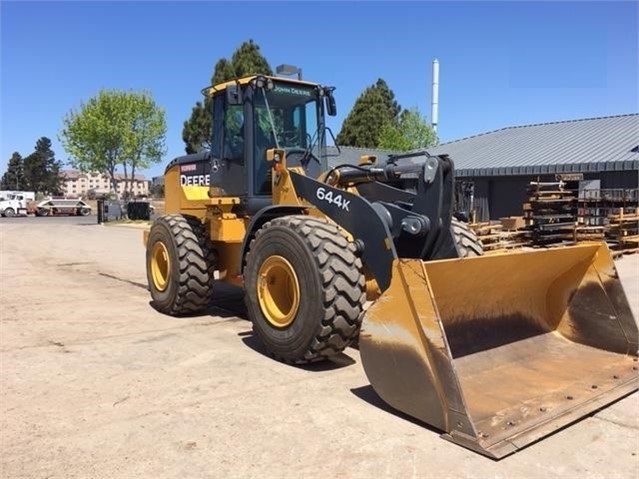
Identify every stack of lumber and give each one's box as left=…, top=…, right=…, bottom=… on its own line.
left=469, top=221, right=530, bottom=252
left=607, top=207, right=639, bottom=256
left=574, top=225, right=606, bottom=242
left=523, top=181, right=576, bottom=246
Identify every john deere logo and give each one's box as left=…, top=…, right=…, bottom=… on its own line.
left=273, top=86, right=312, bottom=97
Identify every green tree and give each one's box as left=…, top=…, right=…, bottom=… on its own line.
left=60, top=89, right=166, bottom=196
left=378, top=107, right=438, bottom=151
left=229, top=41, right=272, bottom=79
left=1, top=152, right=24, bottom=190
left=182, top=39, right=272, bottom=153
left=121, top=94, right=167, bottom=195
left=336, top=78, right=401, bottom=148
left=22, top=137, right=64, bottom=194
left=149, top=182, right=165, bottom=199
left=211, top=58, right=236, bottom=85
left=182, top=100, right=213, bottom=155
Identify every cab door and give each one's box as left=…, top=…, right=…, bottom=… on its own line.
left=209, top=92, right=247, bottom=197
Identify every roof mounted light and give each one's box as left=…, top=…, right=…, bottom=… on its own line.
left=252, top=75, right=274, bottom=91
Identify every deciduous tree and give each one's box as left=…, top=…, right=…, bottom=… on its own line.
left=60, top=89, right=166, bottom=196
left=378, top=107, right=438, bottom=151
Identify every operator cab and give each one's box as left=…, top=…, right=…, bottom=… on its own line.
left=206, top=75, right=337, bottom=204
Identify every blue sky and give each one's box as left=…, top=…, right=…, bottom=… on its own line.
left=1, top=1, right=637, bottom=179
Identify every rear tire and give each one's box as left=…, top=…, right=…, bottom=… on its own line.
left=244, top=215, right=366, bottom=364
left=452, top=218, right=483, bottom=257
left=146, top=214, right=215, bottom=315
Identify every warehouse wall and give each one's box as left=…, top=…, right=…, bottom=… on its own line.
left=465, top=170, right=638, bottom=222
left=466, top=176, right=531, bottom=221
left=596, top=171, right=639, bottom=189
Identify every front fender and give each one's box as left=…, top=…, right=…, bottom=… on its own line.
left=238, top=205, right=308, bottom=272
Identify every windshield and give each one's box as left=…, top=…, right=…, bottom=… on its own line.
left=254, top=83, right=322, bottom=157
left=252, top=82, right=325, bottom=195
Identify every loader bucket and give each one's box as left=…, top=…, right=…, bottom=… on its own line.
left=359, top=242, right=638, bottom=459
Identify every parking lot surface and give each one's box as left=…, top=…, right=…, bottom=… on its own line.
left=1, top=221, right=637, bottom=478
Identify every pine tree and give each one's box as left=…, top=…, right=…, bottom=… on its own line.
left=23, top=137, right=64, bottom=194
left=182, top=100, right=213, bottom=155
left=182, top=40, right=273, bottom=154
left=0, top=152, right=24, bottom=190
left=336, top=79, right=401, bottom=148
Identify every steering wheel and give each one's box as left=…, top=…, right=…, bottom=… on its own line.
left=277, top=130, right=299, bottom=147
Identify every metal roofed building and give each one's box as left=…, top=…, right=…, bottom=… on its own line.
left=326, top=145, right=396, bottom=168
left=426, top=113, right=639, bottom=221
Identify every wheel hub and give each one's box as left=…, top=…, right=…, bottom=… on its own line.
left=150, top=241, right=171, bottom=291
left=257, top=255, right=300, bottom=328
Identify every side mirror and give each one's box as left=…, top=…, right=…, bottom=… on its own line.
left=326, top=94, right=337, bottom=117
left=226, top=84, right=243, bottom=105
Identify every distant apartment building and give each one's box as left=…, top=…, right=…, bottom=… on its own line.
left=61, top=170, right=149, bottom=197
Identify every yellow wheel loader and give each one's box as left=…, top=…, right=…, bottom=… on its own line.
left=145, top=75, right=638, bottom=459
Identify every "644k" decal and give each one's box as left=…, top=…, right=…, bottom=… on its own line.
left=316, top=187, right=350, bottom=211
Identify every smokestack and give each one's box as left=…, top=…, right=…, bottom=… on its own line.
left=431, top=59, right=439, bottom=134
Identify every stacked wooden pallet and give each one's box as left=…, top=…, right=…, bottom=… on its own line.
left=469, top=221, right=503, bottom=252
left=523, top=181, right=577, bottom=246
left=469, top=221, right=530, bottom=252
left=607, top=208, right=639, bottom=255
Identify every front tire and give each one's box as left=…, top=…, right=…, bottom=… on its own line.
left=146, top=214, right=215, bottom=315
left=452, top=218, right=483, bottom=257
left=244, top=215, right=366, bottom=364
left=3, top=208, right=15, bottom=218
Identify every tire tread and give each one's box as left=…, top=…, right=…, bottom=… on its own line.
left=452, top=218, right=484, bottom=257
left=149, top=214, right=215, bottom=315
left=245, top=215, right=366, bottom=363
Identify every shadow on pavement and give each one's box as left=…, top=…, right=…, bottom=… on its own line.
left=99, top=272, right=149, bottom=290
left=240, top=332, right=357, bottom=371
left=207, top=281, right=247, bottom=319
left=350, top=385, right=443, bottom=435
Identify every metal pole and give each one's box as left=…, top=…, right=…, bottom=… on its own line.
left=431, top=59, right=439, bottom=134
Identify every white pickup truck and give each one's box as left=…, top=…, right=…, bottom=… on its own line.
left=0, top=191, right=35, bottom=217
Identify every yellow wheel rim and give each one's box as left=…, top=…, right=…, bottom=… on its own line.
left=151, top=241, right=171, bottom=292
left=257, top=255, right=300, bottom=328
